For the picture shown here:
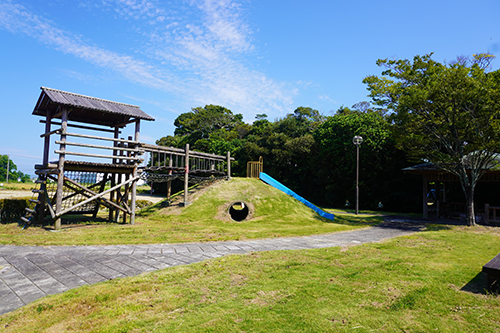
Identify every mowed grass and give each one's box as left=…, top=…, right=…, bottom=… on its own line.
left=0, top=178, right=377, bottom=246
left=1, top=226, right=499, bottom=332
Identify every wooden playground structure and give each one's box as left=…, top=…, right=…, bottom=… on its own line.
left=23, top=87, right=233, bottom=230
left=247, top=156, right=263, bottom=178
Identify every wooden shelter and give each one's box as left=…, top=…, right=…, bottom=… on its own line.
left=403, top=163, right=500, bottom=224
left=25, top=87, right=154, bottom=229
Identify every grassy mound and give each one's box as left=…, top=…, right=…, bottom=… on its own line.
left=0, top=178, right=378, bottom=246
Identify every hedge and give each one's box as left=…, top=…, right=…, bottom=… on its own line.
left=0, top=197, right=33, bottom=223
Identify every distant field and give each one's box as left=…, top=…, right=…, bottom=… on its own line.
left=0, top=182, right=36, bottom=191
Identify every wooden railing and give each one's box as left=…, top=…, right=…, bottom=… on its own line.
left=247, top=156, right=263, bottom=178
left=55, top=131, right=143, bottom=164
left=485, top=204, right=500, bottom=224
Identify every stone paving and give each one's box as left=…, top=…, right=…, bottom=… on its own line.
left=0, top=221, right=425, bottom=316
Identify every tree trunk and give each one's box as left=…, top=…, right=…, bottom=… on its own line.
left=464, top=185, right=476, bottom=226
left=459, top=169, right=477, bottom=227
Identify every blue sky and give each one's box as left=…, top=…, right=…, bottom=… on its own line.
left=1, top=0, right=499, bottom=175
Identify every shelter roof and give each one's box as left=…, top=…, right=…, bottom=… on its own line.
left=32, top=87, right=154, bottom=127
left=403, top=161, right=500, bottom=182
left=402, top=163, right=438, bottom=173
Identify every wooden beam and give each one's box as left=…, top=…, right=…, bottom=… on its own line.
left=55, top=109, right=68, bottom=230
left=227, top=151, right=231, bottom=179
left=63, top=176, right=128, bottom=214
left=65, top=132, right=140, bottom=144
left=54, top=150, right=143, bottom=161
left=183, top=143, right=189, bottom=205
left=41, top=120, right=119, bottom=133
left=40, top=128, right=61, bottom=138
left=130, top=119, right=140, bottom=225
left=55, top=175, right=140, bottom=218
left=55, top=140, right=142, bottom=154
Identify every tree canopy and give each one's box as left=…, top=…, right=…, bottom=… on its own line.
left=0, top=155, right=31, bottom=182
left=152, top=53, right=500, bottom=220
left=363, top=53, right=500, bottom=225
left=156, top=104, right=420, bottom=212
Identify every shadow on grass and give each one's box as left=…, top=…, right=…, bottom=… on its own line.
left=330, top=214, right=384, bottom=227
left=461, top=272, right=492, bottom=295
left=18, top=214, right=130, bottom=231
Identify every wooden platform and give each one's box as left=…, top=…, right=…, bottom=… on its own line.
left=483, top=253, right=500, bottom=292
left=36, top=161, right=136, bottom=174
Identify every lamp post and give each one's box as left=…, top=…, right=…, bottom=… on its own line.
left=6, top=154, right=9, bottom=184
left=353, top=136, right=363, bottom=215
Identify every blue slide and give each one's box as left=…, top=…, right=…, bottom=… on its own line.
left=259, top=172, right=334, bottom=221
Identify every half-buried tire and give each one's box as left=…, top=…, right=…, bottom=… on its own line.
left=229, top=201, right=249, bottom=222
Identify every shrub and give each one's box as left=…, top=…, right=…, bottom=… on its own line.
left=0, top=197, right=32, bottom=223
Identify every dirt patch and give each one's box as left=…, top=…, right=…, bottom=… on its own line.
left=0, top=190, right=33, bottom=199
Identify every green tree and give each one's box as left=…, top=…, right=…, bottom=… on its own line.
left=173, top=105, right=243, bottom=142
left=314, top=110, right=417, bottom=210
left=0, top=155, right=30, bottom=182
left=363, top=53, right=500, bottom=226
left=0, top=155, right=14, bottom=181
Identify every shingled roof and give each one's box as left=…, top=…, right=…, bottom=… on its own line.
left=33, top=87, right=154, bottom=127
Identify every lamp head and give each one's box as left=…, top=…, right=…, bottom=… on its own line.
left=353, top=136, right=363, bottom=145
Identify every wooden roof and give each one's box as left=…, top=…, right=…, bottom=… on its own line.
left=32, top=87, right=154, bottom=127
left=403, top=162, right=500, bottom=182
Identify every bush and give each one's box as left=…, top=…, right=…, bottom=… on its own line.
left=0, top=197, right=33, bottom=223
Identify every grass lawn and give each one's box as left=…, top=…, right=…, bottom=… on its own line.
left=1, top=226, right=499, bottom=332
left=0, top=178, right=378, bottom=246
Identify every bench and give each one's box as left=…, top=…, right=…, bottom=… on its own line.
left=483, top=252, right=500, bottom=292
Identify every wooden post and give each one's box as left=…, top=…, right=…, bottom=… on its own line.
left=130, top=119, right=140, bottom=224
left=55, top=109, right=68, bottom=230
left=39, top=114, right=52, bottom=223
left=43, top=114, right=51, bottom=166
left=423, top=175, right=428, bottom=219
left=167, top=153, right=173, bottom=201
left=109, top=127, right=119, bottom=222
left=93, top=173, right=108, bottom=218
left=485, top=203, right=490, bottom=225
left=442, top=182, right=447, bottom=203
left=183, top=143, right=190, bottom=206
left=227, top=151, right=231, bottom=179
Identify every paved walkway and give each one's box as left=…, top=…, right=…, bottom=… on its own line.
left=0, top=221, right=424, bottom=316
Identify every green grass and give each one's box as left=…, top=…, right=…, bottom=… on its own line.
left=0, top=178, right=377, bottom=246
left=1, top=226, right=499, bottom=332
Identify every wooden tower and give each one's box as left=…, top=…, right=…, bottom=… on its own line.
left=25, top=87, right=155, bottom=229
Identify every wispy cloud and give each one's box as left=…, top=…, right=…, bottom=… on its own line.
left=0, top=0, right=295, bottom=119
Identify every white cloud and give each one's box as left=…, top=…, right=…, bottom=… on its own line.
left=319, top=95, right=337, bottom=104
left=0, top=0, right=295, bottom=119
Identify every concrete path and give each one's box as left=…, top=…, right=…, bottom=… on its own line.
left=0, top=221, right=424, bottom=316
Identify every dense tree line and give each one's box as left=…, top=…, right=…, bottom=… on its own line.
left=156, top=105, right=421, bottom=212
left=155, top=53, right=500, bottom=217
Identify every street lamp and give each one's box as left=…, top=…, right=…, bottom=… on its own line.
left=353, top=136, right=363, bottom=214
